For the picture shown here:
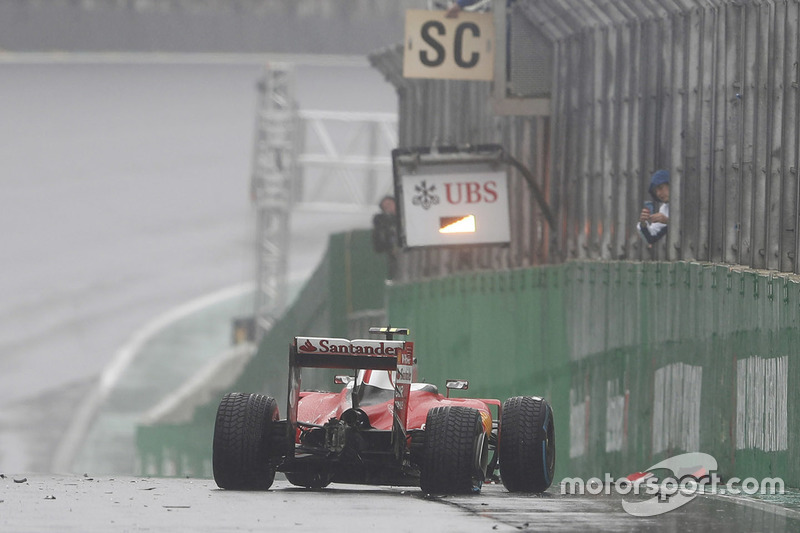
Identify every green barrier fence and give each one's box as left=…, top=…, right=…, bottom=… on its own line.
left=387, top=262, right=800, bottom=486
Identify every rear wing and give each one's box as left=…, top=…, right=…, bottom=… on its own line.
left=286, top=332, right=414, bottom=461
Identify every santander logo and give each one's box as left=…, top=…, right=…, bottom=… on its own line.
left=299, top=339, right=317, bottom=352
left=296, top=337, right=403, bottom=357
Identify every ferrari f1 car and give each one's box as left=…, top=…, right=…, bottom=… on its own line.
left=212, top=327, right=555, bottom=494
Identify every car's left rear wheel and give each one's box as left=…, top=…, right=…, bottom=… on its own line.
left=213, top=392, right=279, bottom=490
left=420, top=406, right=488, bottom=494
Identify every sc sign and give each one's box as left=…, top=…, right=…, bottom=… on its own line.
left=403, top=10, right=494, bottom=81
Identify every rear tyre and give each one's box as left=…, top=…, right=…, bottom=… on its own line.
left=420, top=406, right=488, bottom=494
left=498, top=396, right=555, bottom=493
left=213, top=392, right=279, bottom=490
left=285, top=472, right=332, bottom=489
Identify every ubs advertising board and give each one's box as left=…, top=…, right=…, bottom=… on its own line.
left=403, top=9, right=494, bottom=81
left=398, top=167, right=510, bottom=247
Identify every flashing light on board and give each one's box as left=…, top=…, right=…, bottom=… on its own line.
left=439, top=215, right=476, bottom=234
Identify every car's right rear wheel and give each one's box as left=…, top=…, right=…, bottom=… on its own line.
left=498, top=396, right=555, bottom=493
left=420, top=406, right=488, bottom=494
left=212, top=392, right=278, bottom=490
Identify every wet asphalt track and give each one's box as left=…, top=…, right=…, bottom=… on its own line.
left=2, top=476, right=800, bottom=532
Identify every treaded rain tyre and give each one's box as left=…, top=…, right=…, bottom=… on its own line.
left=213, top=392, right=279, bottom=490
left=420, top=406, right=488, bottom=494
left=498, top=396, right=555, bottom=493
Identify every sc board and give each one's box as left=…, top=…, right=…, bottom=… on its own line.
left=403, top=9, right=495, bottom=81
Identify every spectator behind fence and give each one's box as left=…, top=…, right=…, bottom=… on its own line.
left=637, top=169, right=670, bottom=245
left=372, top=195, right=399, bottom=278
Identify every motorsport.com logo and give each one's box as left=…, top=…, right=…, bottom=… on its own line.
left=560, top=452, right=785, bottom=517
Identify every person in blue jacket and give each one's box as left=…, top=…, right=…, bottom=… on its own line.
left=638, top=169, right=670, bottom=244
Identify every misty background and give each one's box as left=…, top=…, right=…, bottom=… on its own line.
left=0, top=0, right=424, bottom=474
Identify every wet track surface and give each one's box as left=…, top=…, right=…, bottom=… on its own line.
left=447, top=484, right=800, bottom=532
left=2, top=476, right=799, bottom=532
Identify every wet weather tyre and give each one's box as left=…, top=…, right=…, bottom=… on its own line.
left=213, top=392, right=279, bottom=490
left=420, top=406, right=488, bottom=494
left=499, top=396, right=555, bottom=493
left=285, top=472, right=332, bottom=489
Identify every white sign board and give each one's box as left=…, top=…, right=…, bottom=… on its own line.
left=403, top=9, right=494, bottom=81
left=400, top=170, right=510, bottom=247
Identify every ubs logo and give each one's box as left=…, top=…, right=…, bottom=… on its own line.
left=412, top=181, right=440, bottom=210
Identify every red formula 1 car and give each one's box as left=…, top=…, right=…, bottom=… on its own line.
left=212, top=327, right=555, bottom=494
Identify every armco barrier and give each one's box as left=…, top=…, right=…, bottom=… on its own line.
left=136, top=229, right=388, bottom=477
left=387, top=262, right=800, bottom=487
